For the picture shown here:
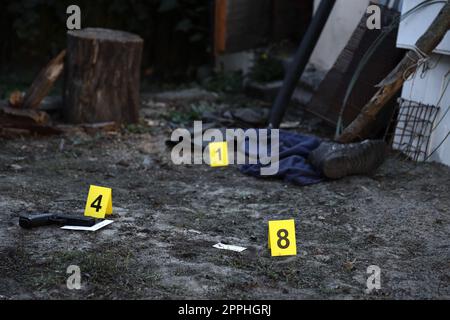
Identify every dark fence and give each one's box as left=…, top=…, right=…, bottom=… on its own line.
left=0, top=0, right=211, bottom=81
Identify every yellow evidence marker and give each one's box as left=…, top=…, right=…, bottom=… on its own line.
left=84, top=185, right=113, bottom=219
left=268, top=219, right=297, bottom=257
left=209, top=141, right=229, bottom=167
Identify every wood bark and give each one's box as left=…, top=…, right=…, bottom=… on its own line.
left=21, top=50, right=66, bottom=109
left=0, top=101, right=59, bottom=135
left=337, top=3, right=450, bottom=143
left=1, top=105, right=49, bottom=124
left=64, top=28, right=143, bottom=124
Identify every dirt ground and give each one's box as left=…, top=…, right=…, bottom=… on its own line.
left=0, top=92, right=449, bottom=300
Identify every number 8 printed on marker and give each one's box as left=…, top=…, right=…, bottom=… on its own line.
left=268, top=220, right=297, bottom=257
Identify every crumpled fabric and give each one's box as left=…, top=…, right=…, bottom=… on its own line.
left=239, top=130, right=324, bottom=186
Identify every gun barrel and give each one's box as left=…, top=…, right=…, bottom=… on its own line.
left=50, top=214, right=96, bottom=227
left=19, top=213, right=96, bottom=229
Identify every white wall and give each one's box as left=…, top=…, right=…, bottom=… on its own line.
left=310, top=0, right=370, bottom=72
left=397, top=0, right=450, bottom=55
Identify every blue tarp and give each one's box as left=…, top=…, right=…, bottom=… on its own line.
left=239, top=130, right=324, bottom=186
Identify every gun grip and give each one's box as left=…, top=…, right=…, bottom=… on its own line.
left=19, top=214, right=54, bottom=229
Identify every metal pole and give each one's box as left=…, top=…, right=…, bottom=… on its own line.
left=268, top=0, right=336, bottom=128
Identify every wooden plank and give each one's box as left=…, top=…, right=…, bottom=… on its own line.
left=214, top=0, right=228, bottom=54
left=306, top=5, right=404, bottom=136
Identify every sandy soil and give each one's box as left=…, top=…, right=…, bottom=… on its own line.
left=0, top=93, right=449, bottom=300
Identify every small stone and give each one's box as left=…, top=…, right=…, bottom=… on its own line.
left=315, top=255, right=331, bottom=262
left=143, top=156, right=152, bottom=167
left=10, top=164, right=22, bottom=171
left=343, top=260, right=356, bottom=271
left=117, top=159, right=130, bottom=167
left=101, top=229, right=118, bottom=237
left=59, top=139, right=65, bottom=152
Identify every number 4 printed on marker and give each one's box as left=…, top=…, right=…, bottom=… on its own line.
left=84, top=185, right=113, bottom=219
left=90, top=195, right=103, bottom=212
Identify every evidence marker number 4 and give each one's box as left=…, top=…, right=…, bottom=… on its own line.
left=84, top=185, right=113, bottom=219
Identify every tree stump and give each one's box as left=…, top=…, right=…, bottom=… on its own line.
left=64, top=28, right=144, bottom=124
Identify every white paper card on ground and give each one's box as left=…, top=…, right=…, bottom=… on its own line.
left=213, top=243, right=247, bottom=253
left=61, top=219, right=114, bottom=231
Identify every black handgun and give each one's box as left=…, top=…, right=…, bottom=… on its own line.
left=19, top=213, right=97, bottom=229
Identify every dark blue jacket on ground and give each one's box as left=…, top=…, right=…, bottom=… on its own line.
left=239, top=130, right=324, bottom=186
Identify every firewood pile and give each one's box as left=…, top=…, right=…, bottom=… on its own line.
left=0, top=50, right=66, bottom=136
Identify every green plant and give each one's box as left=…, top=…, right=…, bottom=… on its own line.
left=167, top=101, right=215, bottom=125
left=248, top=52, right=285, bottom=83
left=203, top=71, right=244, bottom=93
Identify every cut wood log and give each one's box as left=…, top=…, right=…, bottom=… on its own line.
left=81, top=122, right=118, bottom=134
left=8, top=90, right=24, bottom=108
left=21, top=50, right=66, bottom=110
left=1, top=105, right=49, bottom=124
left=64, top=28, right=144, bottom=124
left=55, top=122, right=118, bottom=135
left=0, top=103, right=61, bottom=135
left=337, top=2, right=450, bottom=143
left=0, top=128, right=32, bottom=137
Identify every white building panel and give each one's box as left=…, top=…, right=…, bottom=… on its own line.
left=397, top=0, right=450, bottom=55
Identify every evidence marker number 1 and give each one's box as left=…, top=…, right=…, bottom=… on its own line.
left=209, top=141, right=229, bottom=167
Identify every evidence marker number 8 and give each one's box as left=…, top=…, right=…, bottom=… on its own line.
left=268, top=219, right=297, bottom=257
